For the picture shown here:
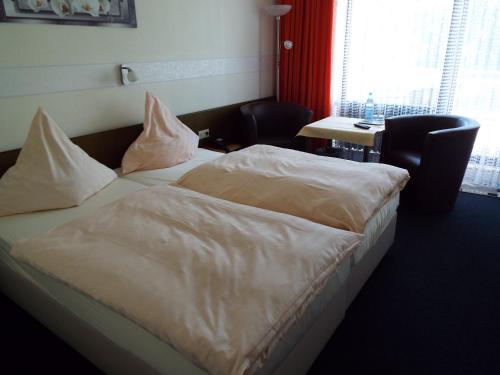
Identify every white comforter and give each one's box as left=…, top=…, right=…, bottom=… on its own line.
left=177, top=145, right=410, bottom=233
left=12, top=185, right=362, bottom=375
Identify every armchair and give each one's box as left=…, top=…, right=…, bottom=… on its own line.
left=381, top=115, right=479, bottom=212
left=240, top=101, right=313, bottom=150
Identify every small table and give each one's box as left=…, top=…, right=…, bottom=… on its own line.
left=200, top=140, right=243, bottom=154
left=297, top=116, right=384, bottom=162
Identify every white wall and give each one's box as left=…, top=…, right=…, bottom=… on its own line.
left=0, top=0, right=274, bottom=151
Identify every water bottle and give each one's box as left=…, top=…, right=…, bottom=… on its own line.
left=364, top=92, right=374, bottom=121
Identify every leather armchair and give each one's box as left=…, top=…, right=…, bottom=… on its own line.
left=381, top=115, right=479, bottom=212
left=240, top=101, right=313, bottom=150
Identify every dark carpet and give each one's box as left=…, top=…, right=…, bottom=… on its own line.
left=1, top=192, right=499, bottom=374
left=309, top=192, right=500, bottom=375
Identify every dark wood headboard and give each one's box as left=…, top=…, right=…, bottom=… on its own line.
left=0, top=97, right=272, bottom=177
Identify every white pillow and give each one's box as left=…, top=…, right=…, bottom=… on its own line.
left=0, top=108, right=117, bottom=217
left=121, top=92, right=199, bottom=174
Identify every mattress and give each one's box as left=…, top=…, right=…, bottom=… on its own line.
left=0, top=177, right=351, bottom=375
left=355, top=194, right=399, bottom=263
left=120, top=148, right=222, bottom=186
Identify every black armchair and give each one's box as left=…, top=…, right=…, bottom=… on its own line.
left=240, top=101, right=313, bottom=150
left=381, top=115, right=479, bottom=212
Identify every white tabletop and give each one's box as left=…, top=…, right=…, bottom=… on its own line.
left=297, top=116, right=384, bottom=147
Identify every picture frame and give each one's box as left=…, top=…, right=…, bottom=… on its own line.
left=0, top=0, right=136, bottom=28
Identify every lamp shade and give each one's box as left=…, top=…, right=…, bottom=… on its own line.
left=264, top=5, right=292, bottom=17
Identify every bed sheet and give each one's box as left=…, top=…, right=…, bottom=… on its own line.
left=0, top=178, right=146, bottom=253
left=120, top=148, right=222, bottom=186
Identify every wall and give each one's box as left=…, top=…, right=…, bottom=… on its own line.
left=0, top=0, right=274, bottom=151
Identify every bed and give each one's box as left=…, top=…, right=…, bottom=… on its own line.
left=1, top=176, right=362, bottom=375
left=121, top=145, right=404, bottom=305
left=0, top=122, right=403, bottom=375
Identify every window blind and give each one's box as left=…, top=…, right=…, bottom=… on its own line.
left=332, top=0, right=500, bottom=190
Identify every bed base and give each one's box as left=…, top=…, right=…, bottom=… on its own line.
left=272, top=214, right=397, bottom=375
left=0, top=261, right=161, bottom=375
left=346, top=214, right=397, bottom=307
left=0, top=216, right=396, bottom=375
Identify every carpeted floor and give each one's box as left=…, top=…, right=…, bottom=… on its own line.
left=309, top=192, right=500, bottom=375
left=1, top=192, right=499, bottom=374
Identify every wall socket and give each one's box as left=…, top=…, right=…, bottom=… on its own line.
left=198, top=129, right=210, bottom=139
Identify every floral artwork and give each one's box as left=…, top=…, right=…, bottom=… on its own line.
left=0, top=0, right=136, bottom=27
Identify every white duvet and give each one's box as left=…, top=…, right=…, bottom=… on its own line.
left=177, top=145, right=410, bottom=233
left=11, top=185, right=362, bottom=375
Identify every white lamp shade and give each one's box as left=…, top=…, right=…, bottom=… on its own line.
left=264, top=5, right=292, bottom=17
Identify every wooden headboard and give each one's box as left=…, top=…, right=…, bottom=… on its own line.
left=0, top=97, right=272, bottom=177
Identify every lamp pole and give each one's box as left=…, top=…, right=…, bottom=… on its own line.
left=276, top=15, right=282, bottom=102
left=265, top=5, right=292, bottom=102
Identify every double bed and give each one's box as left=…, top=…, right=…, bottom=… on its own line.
left=120, top=146, right=403, bottom=303
left=0, top=125, right=406, bottom=375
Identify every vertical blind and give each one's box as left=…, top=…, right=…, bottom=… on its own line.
left=332, top=0, right=500, bottom=190
left=453, top=0, right=500, bottom=192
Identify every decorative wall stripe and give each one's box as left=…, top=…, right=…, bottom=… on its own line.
left=0, top=64, right=119, bottom=98
left=0, top=56, right=273, bottom=98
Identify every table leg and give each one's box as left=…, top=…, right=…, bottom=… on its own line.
left=363, top=146, right=370, bottom=162
left=304, top=137, right=314, bottom=153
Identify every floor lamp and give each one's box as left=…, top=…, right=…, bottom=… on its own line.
left=265, top=4, right=292, bottom=102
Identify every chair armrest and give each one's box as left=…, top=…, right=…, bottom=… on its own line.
left=384, top=115, right=448, bottom=151
left=382, top=115, right=478, bottom=160
left=240, top=108, right=259, bottom=146
left=419, top=126, right=479, bottom=190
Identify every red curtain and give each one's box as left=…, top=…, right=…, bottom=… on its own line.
left=279, top=0, right=334, bottom=149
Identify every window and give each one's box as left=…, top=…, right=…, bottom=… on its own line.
left=332, top=0, right=500, bottom=191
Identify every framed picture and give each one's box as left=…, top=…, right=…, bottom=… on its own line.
left=0, top=0, right=136, bottom=28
